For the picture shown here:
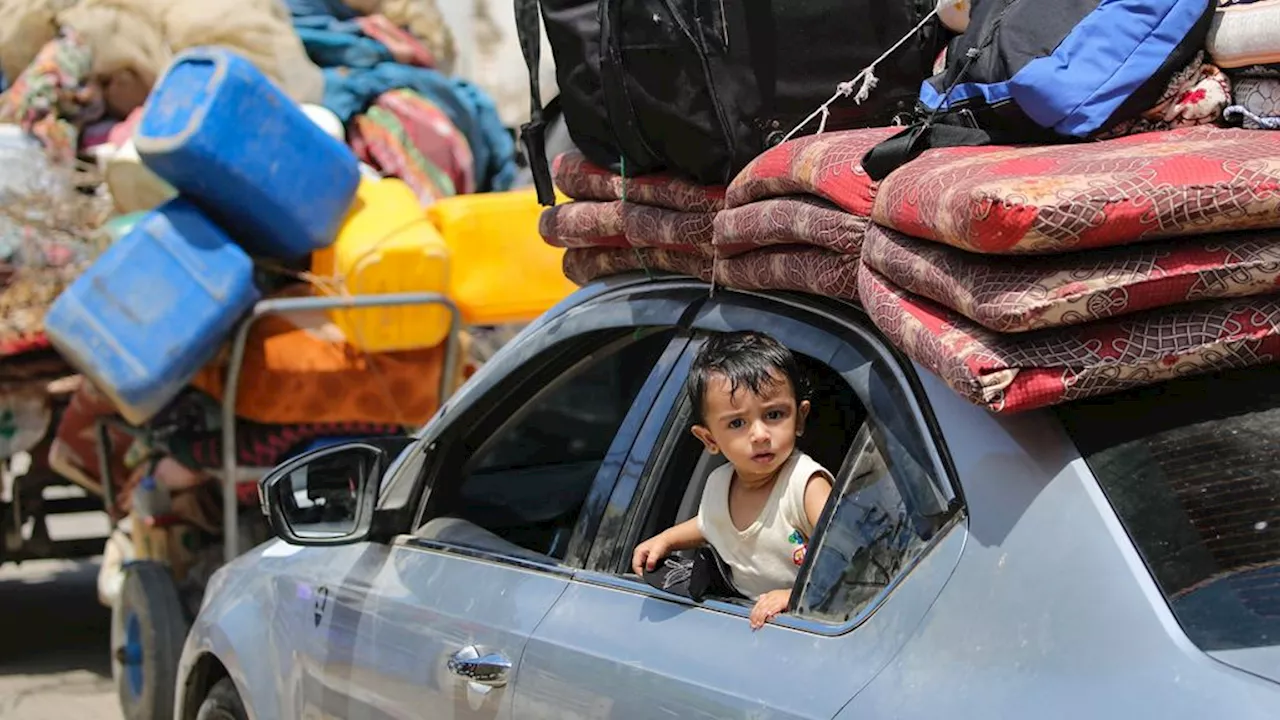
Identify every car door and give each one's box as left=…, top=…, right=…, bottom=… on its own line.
left=513, top=291, right=967, bottom=719
left=316, top=282, right=707, bottom=720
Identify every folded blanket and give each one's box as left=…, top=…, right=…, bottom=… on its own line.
left=859, top=263, right=1280, bottom=413
left=724, top=127, right=899, bottom=211
left=324, top=62, right=514, bottom=191
left=1224, top=76, right=1280, bottom=129
left=872, top=127, right=1280, bottom=254
left=349, top=88, right=474, bottom=202
left=1208, top=0, right=1280, bottom=68
left=1099, top=52, right=1231, bottom=139
left=540, top=201, right=716, bottom=256
left=862, top=224, right=1280, bottom=333
left=562, top=247, right=712, bottom=285
left=713, top=246, right=861, bottom=301
left=553, top=151, right=726, bottom=212
left=713, top=197, right=868, bottom=258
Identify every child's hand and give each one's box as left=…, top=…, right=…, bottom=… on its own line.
left=631, top=535, right=672, bottom=576
left=749, top=589, right=791, bottom=630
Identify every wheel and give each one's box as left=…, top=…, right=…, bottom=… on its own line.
left=111, top=560, right=190, bottom=720
left=196, top=678, right=248, bottom=720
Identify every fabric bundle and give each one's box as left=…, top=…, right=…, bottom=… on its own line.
left=540, top=151, right=725, bottom=284
left=289, top=0, right=515, bottom=196
left=859, top=124, right=1280, bottom=412
left=1210, top=0, right=1280, bottom=128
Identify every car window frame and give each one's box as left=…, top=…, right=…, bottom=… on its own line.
left=572, top=288, right=964, bottom=636
left=395, top=282, right=708, bottom=574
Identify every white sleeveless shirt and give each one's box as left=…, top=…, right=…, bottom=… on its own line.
left=696, top=451, right=833, bottom=600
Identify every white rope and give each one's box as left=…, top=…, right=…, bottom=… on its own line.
left=780, top=6, right=940, bottom=144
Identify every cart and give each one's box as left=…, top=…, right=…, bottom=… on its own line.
left=107, top=292, right=463, bottom=720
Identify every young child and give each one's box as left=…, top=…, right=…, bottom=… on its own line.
left=632, top=331, right=834, bottom=630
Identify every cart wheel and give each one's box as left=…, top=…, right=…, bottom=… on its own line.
left=196, top=678, right=248, bottom=720
left=111, top=561, right=190, bottom=720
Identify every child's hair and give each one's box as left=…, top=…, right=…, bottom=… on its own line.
left=687, top=331, right=809, bottom=425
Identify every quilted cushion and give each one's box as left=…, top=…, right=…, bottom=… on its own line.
left=724, top=127, right=898, bottom=211
left=713, top=246, right=861, bottom=300
left=540, top=201, right=715, bottom=256
left=872, top=127, right=1280, bottom=254
left=553, top=152, right=726, bottom=212
left=713, top=197, right=868, bottom=258
left=859, top=263, right=1280, bottom=413
left=1224, top=76, right=1280, bottom=129
left=562, top=247, right=712, bottom=285
left=862, top=224, right=1280, bottom=332
left=1207, top=0, right=1280, bottom=68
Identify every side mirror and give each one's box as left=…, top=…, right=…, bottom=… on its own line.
left=261, top=442, right=388, bottom=546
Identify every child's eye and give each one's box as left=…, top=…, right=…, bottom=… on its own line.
left=766, top=409, right=786, bottom=420
left=727, top=419, right=745, bottom=429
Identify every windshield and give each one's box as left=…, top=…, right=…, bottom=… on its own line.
left=1057, top=364, right=1280, bottom=652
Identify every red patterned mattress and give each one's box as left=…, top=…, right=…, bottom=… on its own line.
left=562, top=247, right=712, bottom=285
left=714, top=246, right=861, bottom=301
left=859, top=263, right=1280, bottom=413
left=872, top=127, right=1280, bottom=254
left=713, top=197, right=868, bottom=258
left=862, top=224, right=1280, bottom=333
left=540, top=201, right=715, bottom=256
left=553, top=152, right=726, bottom=212
left=725, top=127, right=897, bottom=212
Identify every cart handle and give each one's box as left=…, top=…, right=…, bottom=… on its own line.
left=222, top=293, right=462, bottom=560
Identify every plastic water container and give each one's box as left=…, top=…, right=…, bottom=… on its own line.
left=427, top=188, right=578, bottom=325
left=44, top=199, right=261, bottom=425
left=134, top=47, right=360, bottom=260
left=311, top=177, right=453, bottom=352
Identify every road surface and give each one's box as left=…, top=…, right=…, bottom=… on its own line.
left=0, top=508, right=121, bottom=720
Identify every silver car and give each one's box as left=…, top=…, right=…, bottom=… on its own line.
left=175, top=274, right=1280, bottom=719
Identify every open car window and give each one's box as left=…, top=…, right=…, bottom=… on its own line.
left=414, top=328, right=681, bottom=565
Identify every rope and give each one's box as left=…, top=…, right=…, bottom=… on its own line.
left=780, top=6, right=940, bottom=145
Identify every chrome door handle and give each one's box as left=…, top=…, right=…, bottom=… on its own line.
left=447, top=645, right=512, bottom=687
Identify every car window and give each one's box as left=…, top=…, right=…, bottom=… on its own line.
left=420, top=329, right=678, bottom=562
left=1057, top=364, right=1280, bottom=652
left=617, top=313, right=957, bottom=628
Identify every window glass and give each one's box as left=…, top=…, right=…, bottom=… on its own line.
left=793, top=422, right=934, bottom=624
left=430, top=329, right=676, bottom=560
left=629, top=329, right=954, bottom=625
left=1058, top=364, right=1280, bottom=652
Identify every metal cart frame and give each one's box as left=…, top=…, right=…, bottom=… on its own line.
left=218, top=292, right=462, bottom=559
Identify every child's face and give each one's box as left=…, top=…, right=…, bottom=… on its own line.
left=692, top=370, right=810, bottom=483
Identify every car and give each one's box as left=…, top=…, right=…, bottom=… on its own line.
left=174, top=272, right=1280, bottom=719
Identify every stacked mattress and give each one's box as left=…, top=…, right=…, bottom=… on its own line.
left=861, top=126, right=1280, bottom=412
left=540, top=151, right=722, bottom=284
left=545, top=121, right=1280, bottom=414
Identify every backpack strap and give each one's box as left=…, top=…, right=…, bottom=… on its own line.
left=514, top=0, right=558, bottom=206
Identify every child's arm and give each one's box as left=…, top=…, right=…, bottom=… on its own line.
left=631, top=518, right=705, bottom=576
left=803, top=472, right=834, bottom=532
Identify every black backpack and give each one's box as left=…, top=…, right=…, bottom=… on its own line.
left=862, top=0, right=1216, bottom=180
left=515, top=0, right=944, bottom=204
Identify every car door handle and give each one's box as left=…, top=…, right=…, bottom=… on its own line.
left=447, top=645, right=512, bottom=687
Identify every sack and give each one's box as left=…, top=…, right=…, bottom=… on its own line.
left=516, top=0, right=943, bottom=203
left=863, top=0, right=1216, bottom=180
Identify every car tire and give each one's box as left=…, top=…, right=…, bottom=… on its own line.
left=111, top=561, right=190, bottom=720
left=196, top=678, right=248, bottom=720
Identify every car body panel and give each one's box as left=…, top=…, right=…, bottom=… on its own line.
left=177, top=277, right=1280, bottom=719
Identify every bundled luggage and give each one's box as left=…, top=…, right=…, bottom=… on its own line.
left=517, top=0, right=944, bottom=201
left=863, top=0, right=1217, bottom=178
